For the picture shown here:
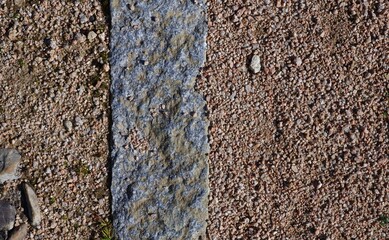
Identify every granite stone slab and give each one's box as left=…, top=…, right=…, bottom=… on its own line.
left=110, top=0, right=209, bottom=239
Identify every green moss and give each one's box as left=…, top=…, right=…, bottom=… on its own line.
left=75, top=162, right=90, bottom=176
left=96, top=23, right=106, bottom=32
left=12, top=12, right=21, bottom=19
left=101, top=51, right=109, bottom=63
left=18, top=59, right=25, bottom=68
left=49, top=197, right=56, bottom=204
left=378, top=215, right=389, bottom=226
left=90, top=74, right=100, bottom=86
left=95, top=187, right=106, bottom=199
left=99, top=219, right=115, bottom=240
left=74, top=223, right=80, bottom=231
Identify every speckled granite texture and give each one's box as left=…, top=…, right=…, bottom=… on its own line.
left=110, top=0, right=209, bottom=239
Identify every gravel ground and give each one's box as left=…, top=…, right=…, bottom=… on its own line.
left=197, top=0, right=388, bottom=239
left=0, top=1, right=110, bottom=239
left=1, top=0, right=388, bottom=240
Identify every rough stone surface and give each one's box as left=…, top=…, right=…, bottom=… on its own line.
left=8, top=223, right=28, bottom=240
left=110, top=0, right=209, bottom=239
left=22, top=183, right=42, bottom=227
left=0, top=200, right=16, bottom=231
left=0, top=149, right=21, bottom=184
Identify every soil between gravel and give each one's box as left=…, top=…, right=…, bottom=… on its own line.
left=197, top=1, right=388, bottom=239
left=0, top=0, right=388, bottom=240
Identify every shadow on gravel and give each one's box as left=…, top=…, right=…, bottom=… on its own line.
left=100, top=0, right=111, bottom=25
left=98, top=0, right=115, bottom=239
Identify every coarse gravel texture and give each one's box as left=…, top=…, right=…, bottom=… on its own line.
left=197, top=0, right=388, bottom=239
left=1, top=0, right=388, bottom=239
left=0, top=1, right=110, bottom=239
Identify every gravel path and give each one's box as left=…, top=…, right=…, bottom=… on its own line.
left=0, top=1, right=110, bottom=239
left=198, top=1, right=388, bottom=239
left=1, top=0, right=388, bottom=239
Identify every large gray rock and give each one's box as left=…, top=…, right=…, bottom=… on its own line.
left=0, top=149, right=21, bottom=184
left=22, top=183, right=42, bottom=227
left=0, top=200, right=16, bottom=231
left=110, top=0, right=209, bottom=239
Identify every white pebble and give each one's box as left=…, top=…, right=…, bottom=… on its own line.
left=249, top=55, right=261, bottom=73
left=295, top=57, right=302, bottom=66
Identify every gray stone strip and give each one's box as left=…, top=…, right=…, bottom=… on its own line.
left=110, top=0, right=209, bottom=239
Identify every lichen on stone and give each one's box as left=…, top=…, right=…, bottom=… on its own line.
left=110, top=0, right=208, bottom=239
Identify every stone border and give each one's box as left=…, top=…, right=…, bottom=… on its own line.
left=110, top=0, right=209, bottom=238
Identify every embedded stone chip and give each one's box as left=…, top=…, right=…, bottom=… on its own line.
left=250, top=55, right=261, bottom=73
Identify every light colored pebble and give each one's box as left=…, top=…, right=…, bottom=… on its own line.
left=88, top=31, right=97, bottom=41
left=64, top=120, right=73, bottom=132
left=249, top=55, right=261, bottom=73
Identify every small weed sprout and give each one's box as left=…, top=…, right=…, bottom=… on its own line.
left=100, top=219, right=115, bottom=240
left=378, top=215, right=389, bottom=226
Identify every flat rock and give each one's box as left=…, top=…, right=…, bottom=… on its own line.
left=0, top=149, right=21, bottom=184
left=0, top=200, right=16, bottom=231
left=22, top=183, right=42, bottom=227
left=8, top=223, right=28, bottom=240
left=110, top=0, right=209, bottom=239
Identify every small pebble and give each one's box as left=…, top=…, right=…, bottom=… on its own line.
left=64, top=120, right=73, bottom=132
left=75, top=116, right=83, bottom=126
left=88, top=31, right=97, bottom=41
left=295, top=56, right=302, bottom=66
left=79, top=14, right=88, bottom=24
left=103, top=64, right=110, bottom=72
left=75, top=33, right=86, bottom=43
left=249, top=55, right=261, bottom=73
